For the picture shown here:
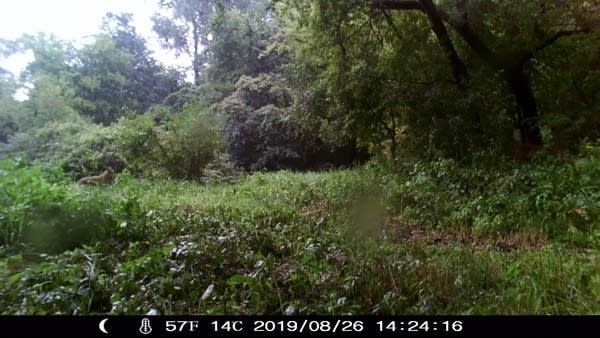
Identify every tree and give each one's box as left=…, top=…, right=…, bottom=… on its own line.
left=17, top=33, right=74, bottom=84
left=71, top=35, right=136, bottom=125
left=0, top=38, right=19, bottom=58
left=152, top=0, right=220, bottom=84
left=280, top=0, right=600, bottom=156
left=152, top=0, right=258, bottom=85
left=0, top=69, right=20, bottom=143
left=219, top=73, right=365, bottom=170
left=72, top=13, right=182, bottom=124
left=0, top=34, right=80, bottom=132
left=22, top=73, right=81, bottom=129
left=101, top=13, right=182, bottom=112
left=205, top=0, right=283, bottom=83
left=368, top=0, right=598, bottom=146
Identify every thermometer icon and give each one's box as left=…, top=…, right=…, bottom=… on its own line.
left=139, top=318, right=152, bottom=335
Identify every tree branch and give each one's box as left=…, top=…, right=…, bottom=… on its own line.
left=537, top=28, right=589, bottom=52
left=421, top=0, right=470, bottom=85
left=381, top=9, right=402, bottom=40
left=437, top=9, right=503, bottom=69
left=370, top=0, right=502, bottom=70
left=372, top=0, right=469, bottom=85
left=518, top=28, right=589, bottom=66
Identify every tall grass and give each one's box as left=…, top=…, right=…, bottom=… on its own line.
left=1, top=152, right=599, bottom=314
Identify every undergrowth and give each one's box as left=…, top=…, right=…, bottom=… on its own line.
left=0, top=152, right=599, bottom=314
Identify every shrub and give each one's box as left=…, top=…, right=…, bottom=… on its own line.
left=380, top=153, right=600, bottom=247
left=116, top=102, right=228, bottom=180
left=0, top=121, right=125, bottom=179
left=0, top=159, right=114, bottom=253
left=219, top=74, right=365, bottom=171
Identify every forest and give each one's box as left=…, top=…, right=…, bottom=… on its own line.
left=0, top=0, right=599, bottom=314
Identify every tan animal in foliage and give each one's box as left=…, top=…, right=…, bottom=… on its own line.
left=77, top=167, right=114, bottom=185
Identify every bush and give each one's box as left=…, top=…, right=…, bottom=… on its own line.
left=1, top=104, right=230, bottom=182
left=116, top=102, right=228, bottom=180
left=220, top=74, right=365, bottom=171
left=0, top=120, right=125, bottom=179
left=0, top=159, right=114, bottom=253
left=380, top=153, right=600, bottom=247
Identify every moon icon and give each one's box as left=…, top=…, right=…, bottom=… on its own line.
left=99, top=318, right=109, bottom=334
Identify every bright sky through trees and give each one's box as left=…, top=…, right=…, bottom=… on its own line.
left=0, top=0, right=190, bottom=76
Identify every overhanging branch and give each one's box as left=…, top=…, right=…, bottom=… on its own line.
left=371, top=0, right=469, bottom=85
left=518, top=28, right=590, bottom=66
left=370, top=0, right=502, bottom=69
left=537, top=28, right=589, bottom=52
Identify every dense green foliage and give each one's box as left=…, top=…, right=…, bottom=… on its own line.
left=116, top=103, right=228, bottom=180
left=73, top=14, right=182, bottom=125
left=0, top=159, right=113, bottom=253
left=279, top=0, right=600, bottom=156
left=220, top=74, right=363, bottom=170
left=1, top=153, right=599, bottom=314
left=2, top=120, right=122, bottom=177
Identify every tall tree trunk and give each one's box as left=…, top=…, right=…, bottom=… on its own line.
left=504, top=67, right=543, bottom=145
left=192, top=23, right=201, bottom=85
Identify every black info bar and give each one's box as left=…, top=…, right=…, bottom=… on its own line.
left=0, top=315, right=597, bottom=337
